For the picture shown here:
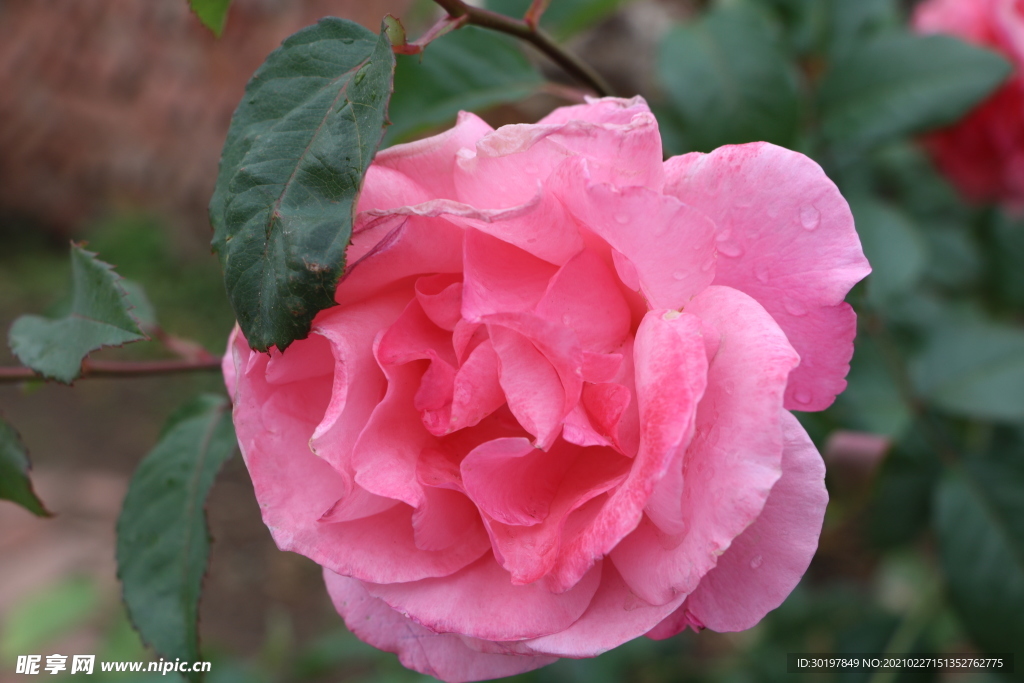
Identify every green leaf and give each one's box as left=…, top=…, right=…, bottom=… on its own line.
left=117, top=395, right=236, bottom=676
left=485, top=0, right=629, bottom=39
left=188, top=0, right=231, bottom=37
left=834, top=335, right=910, bottom=438
left=868, top=427, right=940, bottom=548
left=818, top=34, right=1011, bottom=152
left=935, top=451, right=1024, bottom=659
left=385, top=27, right=544, bottom=146
left=210, top=19, right=395, bottom=353
left=657, top=4, right=801, bottom=154
left=848, top=196, right=927, bottom=306
left=0, top=415, right=49, bottom=517
left=912, top=322, right=1024, bottom=420
left=8, top=245, right=146, bottom=383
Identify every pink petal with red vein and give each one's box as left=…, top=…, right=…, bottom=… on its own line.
left=324, top=570, right=556, bottom=683
left=664, top=142, right=870, bottom=411
left=548, top=311, right=708, bottom=592
left=365, top=555, right=603, bottom=641
left=610, top=286, right=799, bottom=606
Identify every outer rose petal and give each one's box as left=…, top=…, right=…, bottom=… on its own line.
left=358, top=111, right=494, bottom=211
left=324, top=570, right=555, bottom=683
left=365, top=555, right=603, bottom=641
left=664, top=143, right=869, bottom=411
left=610, top=286, right=800, bottom=606
left=525, top=562, right=686, bottom=658
left=649, top=411, right=827, bottom=636
left=228, top=327, right=488, bottom=584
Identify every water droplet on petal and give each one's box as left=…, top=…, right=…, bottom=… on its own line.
left=615, top=213, right=630, bottom=225
left=717, top=241, right=743, bottom=258
left=794, top=389, right=812, bottom=406
left=800, top=204, right=821, bottom=231
left=750, top=555, right=764, bottom=569
left=701, top=258, right=714, bottom=272
left=562, top=315, right=572, bottom=326
left=784, top=297, right=808, bottom=316
left=672, top=270, right=686, bottom=281
left=716, top=228, right=732, bottom=243
left=755, top=262, right=770, bottom=284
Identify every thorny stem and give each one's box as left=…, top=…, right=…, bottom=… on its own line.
left=429, top=0, right=614, bottom=97
left=0, top=357, right=223, bottom=384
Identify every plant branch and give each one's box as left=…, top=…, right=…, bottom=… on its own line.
left=430, top=0, right=614, bottom=97
left=0, top=357, right=224, bottom=384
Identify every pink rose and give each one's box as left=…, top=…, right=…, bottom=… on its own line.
left=914, top=0, right=1024, bottom=206
left=223, top=97, right=869, bottom=682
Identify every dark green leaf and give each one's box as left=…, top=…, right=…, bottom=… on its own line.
left=657, top=4, right=801, bottom=153
left=8, top=245, right=146, bottom=383
left=911, top=322, right=1024, bottom=420
left=818, top=34, right=1011, bottom=152
left=385, top=27, right=544, bottom=146
left=935, top=452, right=1024, bottom=659
left=188, top=0, right=231, bottom=37
left=868, top=427, right=940, bottom=548
left=834, top=335, right=910, bottom=437
left=485, top=0, right=628, bottom=39
left=848, top=196, right=927, bottom=306
left=210, top=19, right=395, bottom=353
left=0, top=414, right=49, bottom=517
left=117, top=395, right=236, bottom=675
left=120, top=279, right=159, bottom=332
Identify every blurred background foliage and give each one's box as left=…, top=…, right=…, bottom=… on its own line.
left=1, top=0, right=1023, bottom=681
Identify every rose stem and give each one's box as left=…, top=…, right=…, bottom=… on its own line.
left=429, top=0, right=614, bottom=97
left=0, top=357, right=224, bottom=384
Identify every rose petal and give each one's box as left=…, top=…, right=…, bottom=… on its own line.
left=365, top=555, right=603, bottom=641
left=610, top=286, right=800, bottom=606
left=664, top=143, right=870, bottom=411
left=675, top=410, right=827, bottom=632
left=536, top=249, right=632, bottom=353
left=462, top=228, right=558, bottom=321
left=324, top=570, right=556, bottom=683
left=559, top=176, right=718, bottom=310
left=525, top=561, right=686, bottom=658
left=548, top=310, right=708, bottom=592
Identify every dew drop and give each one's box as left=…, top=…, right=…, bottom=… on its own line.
left=750, top=555, right=764, bottom=569
left=800, top=204, right=821, bottom=231
left=755, top=262, right=770, bottom=284
left=715, top=228, right=732, bottom=243
left=717, top=241, right=744, bottom=258
left=783, top=297, right=808, bottom=316
left=672, top=270, right=686, bottom=281
left=794, top=389, right=812, bottom=406
left=614, top=213, right=630, bottom=225
left=700, top=258, right=714, bottom=272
